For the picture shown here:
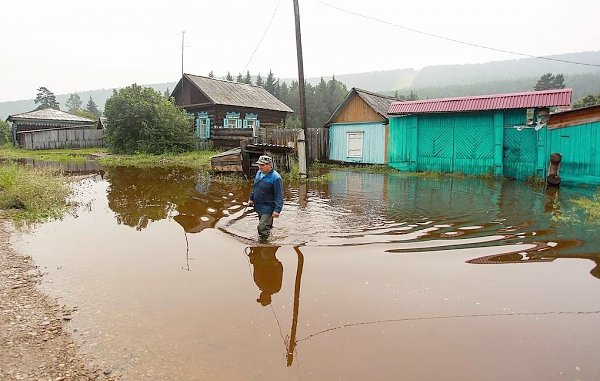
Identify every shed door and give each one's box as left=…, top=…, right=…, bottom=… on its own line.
left=503, top=127, right=537, bottom=180
left=417, top=116, right=454, bottom=173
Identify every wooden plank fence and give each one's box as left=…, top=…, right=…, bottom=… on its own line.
left=19, top=129, right=104, bottom=150
left=259, top=128, right=329, bottom=163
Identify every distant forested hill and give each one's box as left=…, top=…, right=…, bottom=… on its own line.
left=0, top=82, right=175, bottom=120
left=2, top=50, right=599, bottom=120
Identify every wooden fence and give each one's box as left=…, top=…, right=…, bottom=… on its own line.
left=18, top=129, right=104, bottom=150
left=259, top=128, right=329, bottom=163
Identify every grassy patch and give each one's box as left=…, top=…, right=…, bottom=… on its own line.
left=0, top=162, right=72, bottom=223
left=0, top=145, right=106, bottom=164
left=570, top=190, right=600, bottom=221
left=98, top=150, right=219, bottom=169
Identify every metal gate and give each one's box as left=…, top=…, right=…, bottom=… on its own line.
left=417, top=116, right=454, bottom=173
left=503, top=127, right=537, bottom=180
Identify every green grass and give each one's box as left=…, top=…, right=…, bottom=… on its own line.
left=0, top=162, right=72, bottom=223
left=570, top=189, right=600, bottom=221
left=0, top=145, right=106, bottom=164
left=97, top=150, right=219, bottom=169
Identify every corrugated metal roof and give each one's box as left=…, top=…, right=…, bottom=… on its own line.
left=388, top=88, right=573, bottom=115
left=185, top=74, right=293, bottom=113
left=324, top=88, right=399, bottom=125
left=8, top=108, right=95, bottom=123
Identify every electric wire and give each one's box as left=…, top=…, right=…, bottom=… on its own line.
left=315, top=0, right=600, bottom=68
left=242, top=0, right=284, bottom=74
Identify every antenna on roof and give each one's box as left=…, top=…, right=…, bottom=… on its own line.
left=177, top=31, right=191, bottom=78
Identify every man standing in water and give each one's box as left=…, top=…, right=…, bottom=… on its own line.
left=248, top=155, right=284, bottom=241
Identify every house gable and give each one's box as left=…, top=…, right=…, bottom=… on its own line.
left=332, top=94, right=386, bottom=124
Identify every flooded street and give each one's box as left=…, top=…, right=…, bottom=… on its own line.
left=13, top=167, right=600, bottom=380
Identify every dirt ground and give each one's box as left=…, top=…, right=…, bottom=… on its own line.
left=0, top=222, right=117, bottom=381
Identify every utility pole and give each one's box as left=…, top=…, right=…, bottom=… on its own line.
left=181, top=31, right=186, bottom=78
left=293, top=0, right=308, bottom=178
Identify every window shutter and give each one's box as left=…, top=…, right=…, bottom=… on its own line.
left=256, top=120, right=260, bottom=128
left=206, top=119, right=211, bottom=139
left=237, top=119, right=242, bottom=128
left=195, top=118, right=201, bottom=138
left=243, top=119, right=248, bottom=129
left=223, top=118, right=227, bottom=128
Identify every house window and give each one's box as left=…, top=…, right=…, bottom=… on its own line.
left=347, top=132, right=364, bottom=158
left=224, top=112, right=241, bottom=128
left=195, top=112, right=211, bottom=139
left=244, top=113, right=260, bottom=137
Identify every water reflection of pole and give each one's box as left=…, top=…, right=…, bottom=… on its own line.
left=182, top=231, right=190, bottom=271
left=287, top=246, right=305, bottom=367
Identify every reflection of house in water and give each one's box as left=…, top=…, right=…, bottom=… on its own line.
left=173, top=176, right=249, bottom=234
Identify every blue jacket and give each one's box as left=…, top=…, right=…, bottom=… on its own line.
left=250, top=170, right=284, bottom=215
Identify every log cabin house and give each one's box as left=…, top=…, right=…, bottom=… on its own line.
left=171, top=74, right=294, bottom=149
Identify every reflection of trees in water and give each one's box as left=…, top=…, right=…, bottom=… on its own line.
left=106, top=166, right=196, bottom=230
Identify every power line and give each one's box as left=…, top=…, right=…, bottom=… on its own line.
left=315, top=0, right=600, bottom=68
left=242, top=0, right=284, bottom=74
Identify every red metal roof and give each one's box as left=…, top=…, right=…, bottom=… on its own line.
left=388, top=88, right=572, bottom=115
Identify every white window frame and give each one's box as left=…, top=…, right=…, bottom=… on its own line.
left=347, top=132, right=364, bottom=158
left=225, top=118, right=238, bottom=128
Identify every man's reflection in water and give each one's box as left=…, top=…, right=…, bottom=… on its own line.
left=247, top=246, right=283, bottom=306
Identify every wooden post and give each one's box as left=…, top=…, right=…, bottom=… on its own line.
left=293, top=0, right=308, bottom=178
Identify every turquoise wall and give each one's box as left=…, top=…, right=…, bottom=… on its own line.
left=389, top=111, right=505, bottom=175
left=546, top=121, right=600, bottom=185
left=329, top=122, right=387, bottom=164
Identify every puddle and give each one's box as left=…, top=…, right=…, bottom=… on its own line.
left=12, top=167, right=600, bottom=380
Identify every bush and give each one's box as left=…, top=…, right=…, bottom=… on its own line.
left=0, top=120, right=12, bottom=144
left=104, top=84, right=196, bottom=154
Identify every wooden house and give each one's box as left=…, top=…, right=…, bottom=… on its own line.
left=171, top=74, right=294, bottom=149
left=325, top=88, right=398, bottom=164
left=387, top=89, right=572, bottom=180
left=546, top=104, right=600, bottom=185
left=7, top=108, right=101, bottom=149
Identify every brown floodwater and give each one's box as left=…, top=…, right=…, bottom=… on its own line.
left=12, top=166, right=600, bottom=380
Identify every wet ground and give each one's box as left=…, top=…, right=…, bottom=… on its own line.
left=12, top=166, right=600, bottom=380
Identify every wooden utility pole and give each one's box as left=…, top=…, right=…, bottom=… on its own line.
left=181, top=31, right=186, bottom=78
left=293, top=0, right=308, bottom=178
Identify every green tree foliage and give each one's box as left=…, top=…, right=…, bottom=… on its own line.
left=265, top=70, right=276, bottom=95
left=273, top=74, right=348, bottom=129
left=73, top=109, right=98, bottom=120
left=104, top=84, right=196, bottom=154
left=226, top=72, right=233, bottom=81
left=0, top=120, right=12, bottom=144
left=163, top=88, right=170, bottom=98
left=208, top=70, right=215, bottom=78
left=534, top=73, right=565, bottom=91
left=244, top=71, right=252, bottom=85
left=86, top=96, right=102, bottom=117
left=34, top=87, right=60, bottom=110
left=65, top=93, right=82, bottom=113
left=236, top=73, right=243, bottom=82
left=573, top=92, right=600, bottom=109
left=255, top=73, right=264, bottom=88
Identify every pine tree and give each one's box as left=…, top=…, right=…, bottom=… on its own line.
left=244, top=71, right=252, bottom=85
left=208, top=70, right=214, bottom=78
left=255, top=73, right=264, bottom=88
left=65, top=93, right=82, bottom=113
left=265, top=70, right=276, bottom=94
left=163, top=87, right=170, bottom=98
left=236, top=73, right=243, bottom=82
left=34, top=87, right=60, bottom=110
left=534, top=73, right=565, bottom=91
left=86, top=96, right=101, bottom=118
left=226, top=72, right=233, bottom=81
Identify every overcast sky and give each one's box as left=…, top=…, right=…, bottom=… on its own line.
left=1, top=0, right=598, bottom=102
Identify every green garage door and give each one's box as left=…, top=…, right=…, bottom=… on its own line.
left=417, top=114, right=495, bottom=175
left=503, top=127, right=537, bottom=180
left=417, top=116, right=454, bottom=173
